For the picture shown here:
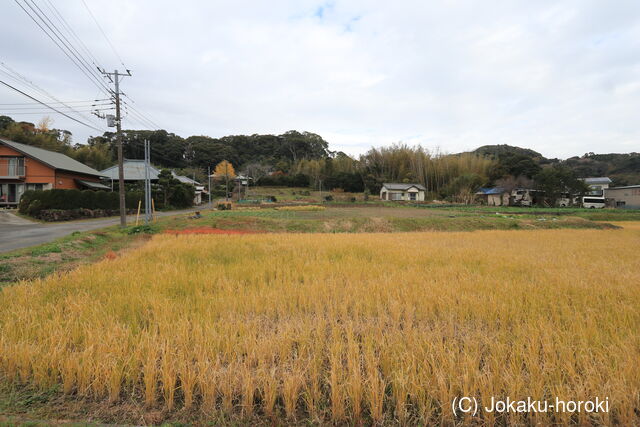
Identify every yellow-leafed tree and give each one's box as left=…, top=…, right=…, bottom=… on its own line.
left=214, top=160, right=236, bottom=201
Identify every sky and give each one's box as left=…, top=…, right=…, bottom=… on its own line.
left=1, top=0, right=639, bottom=159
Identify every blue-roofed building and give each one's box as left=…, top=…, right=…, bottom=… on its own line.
left=475, top=187, right=510, bottom=206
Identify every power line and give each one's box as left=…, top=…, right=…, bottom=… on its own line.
left=81, top=0, right=128, bottom=70
left=14, top=0, right=112, bottom=96
left=122, top=98, right=162, bottom=129
left=0, top=63, right=107, bottom=128
left=0, top=99, right=109, bottom=105
left=23, top=0, right=112, bottom=91
left=1, top=103, right=112, bottom=110
left=42, top=0, right=103, bottom=69
left=0, top=79, right=105, bottom=132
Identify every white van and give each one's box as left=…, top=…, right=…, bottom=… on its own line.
left=582, top=197, right=606, bottom=209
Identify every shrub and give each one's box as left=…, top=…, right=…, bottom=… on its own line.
left=324, top=195, right=334, bottom=202
left=276, top=205, right=325, bottom=212
left=125, top=224, right=158, bottom=235
left=19, top=189, right=144, bottom=214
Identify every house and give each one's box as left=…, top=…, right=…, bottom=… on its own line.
left=475, top=187, right=509, bottom=206
left=100, top=160, right=205, bottom=205
left=580, top=177, right=612, bottom=196
left=0, top=138, right=108, bottom=206
left=605, top=185, right=640, bottom=209
left=172, top=173, right=205, bottom=205
left=380, top=183, right=426, bottom=201
left=100, top=159, right=161, bottom=188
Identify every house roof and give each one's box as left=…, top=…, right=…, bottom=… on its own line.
left=607, top=185, right=640, bottom=190
left=0, top=138, right=104, bottom=177
left=476, top=187, right=507, bottom=195
left=581, top=177, right=612, bottom=184
left=172, top=172, right=202, bottom=186
left=382, top=183, right=426, bottom=191
left=76, top=179, right=111, bottom=190
left=100, top=160, right=161, bottom=180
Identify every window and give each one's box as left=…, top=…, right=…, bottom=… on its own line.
left=390, top=192, right=403, bottom=201
left=26, top=184, right=44, bottom=191
left=409, top=192, right=417, bottom=201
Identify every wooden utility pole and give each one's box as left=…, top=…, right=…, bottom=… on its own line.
left=101, top=69, right=131, bottom=227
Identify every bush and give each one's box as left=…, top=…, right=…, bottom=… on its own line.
left=324, top=195, right=334, bottom=202
left=217, top=201, right=232, bottom=210
left=19, top=189, right=144, bottom=215
left=126, top=224, right=159, bottom=235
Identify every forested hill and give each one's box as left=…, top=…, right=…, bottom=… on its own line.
left=471, top=144, right=640, bottom=186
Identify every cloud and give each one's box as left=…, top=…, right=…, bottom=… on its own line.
left=1, top=0, right=639, bottom=159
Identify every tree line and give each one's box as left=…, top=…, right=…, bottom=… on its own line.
left=2, top=115, right=638, bottom=205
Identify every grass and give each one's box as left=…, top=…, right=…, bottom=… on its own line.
left=0, top=226, right=151, bottom=287
left=157, top=205, right=619, bottom=234
left=0, top=225, right=638, bottom=425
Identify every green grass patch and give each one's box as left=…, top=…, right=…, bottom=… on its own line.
left=29, top=244, right=62, bottom=257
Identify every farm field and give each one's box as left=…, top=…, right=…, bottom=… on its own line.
left=2, top=204, right=624, bottom=286
left=1, top=224, right=639, bottom=425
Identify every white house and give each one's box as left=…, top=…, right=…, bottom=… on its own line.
left=380, top=183, right=426, bottom=201
left=580, top=177, right=612, bottom=196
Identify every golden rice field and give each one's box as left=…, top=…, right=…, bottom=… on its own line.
left=1, top=225, right=639, bottom=425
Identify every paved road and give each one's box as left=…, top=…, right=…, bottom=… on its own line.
left=0, top=208, right=200, bottom=253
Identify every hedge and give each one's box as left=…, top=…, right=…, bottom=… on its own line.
left=19, top=189, right=145, bottom=216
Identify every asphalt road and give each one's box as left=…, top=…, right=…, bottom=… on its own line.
left=0, top=208, right=199, bottom=253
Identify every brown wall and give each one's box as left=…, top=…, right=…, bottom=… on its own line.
left=1, top=145, right=55, bottom=184
left=55, top=171, right=101, bottom=189
left=1, top=145, right=101, bottom=189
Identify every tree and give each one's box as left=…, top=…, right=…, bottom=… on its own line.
left=156, top=169, right=194, bottom=208
left=214, top=160, right=236, bottom=201
left=242, top=162, right=271, bottom=183
left=534, top=165, right=590, bottom=206
left=443, top=173, right=485, bottom=204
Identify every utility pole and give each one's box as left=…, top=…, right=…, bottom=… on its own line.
left=144, top=139, right=152, bottom=224
left=100, top=68, right=131, bottom=227
left=208, top=166, right=212, bottom=208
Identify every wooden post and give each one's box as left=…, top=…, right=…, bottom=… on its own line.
left=135, top=200, right=141, bottom=226
left=151, top=198, right=156, bottom=223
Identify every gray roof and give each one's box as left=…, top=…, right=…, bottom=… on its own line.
left=76, top=179, right=111, bottom=190
left=100, top=160, right=161, bottom=180
left=0, top=138, right=104, bottom=177
left=607, top=185, right=640, bottom=190
left=581, top=177, right=612, bottom=184
left=172, top=172, right=202, bottom=186
left=382, top=182, right=426, bottom=191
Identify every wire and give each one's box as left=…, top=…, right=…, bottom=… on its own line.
left=1, top=103, right=112, bottom=110
left=42, top=0, right=103, bottom=69
left=122, top=99, right=162, bottom=129
left=14, top=0, right=112, bottom=96
left=0, top=99, right=109, bottom=105
left=81, top=0, right=128, bottom=70
left=0, top=79, right=105, bottom=132
left=0, top=63, right=107, bottom=129
left=23, top=0, right=112, bottom=92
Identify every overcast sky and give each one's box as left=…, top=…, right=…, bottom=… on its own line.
left=1, top=0, right=639, bottom=158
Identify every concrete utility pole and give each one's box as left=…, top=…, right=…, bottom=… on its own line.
left=144, top=139, right=152, bottom=224
left=100, top=68, right=131, bottom=227
left=208, top=166, right=212, bottom=208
